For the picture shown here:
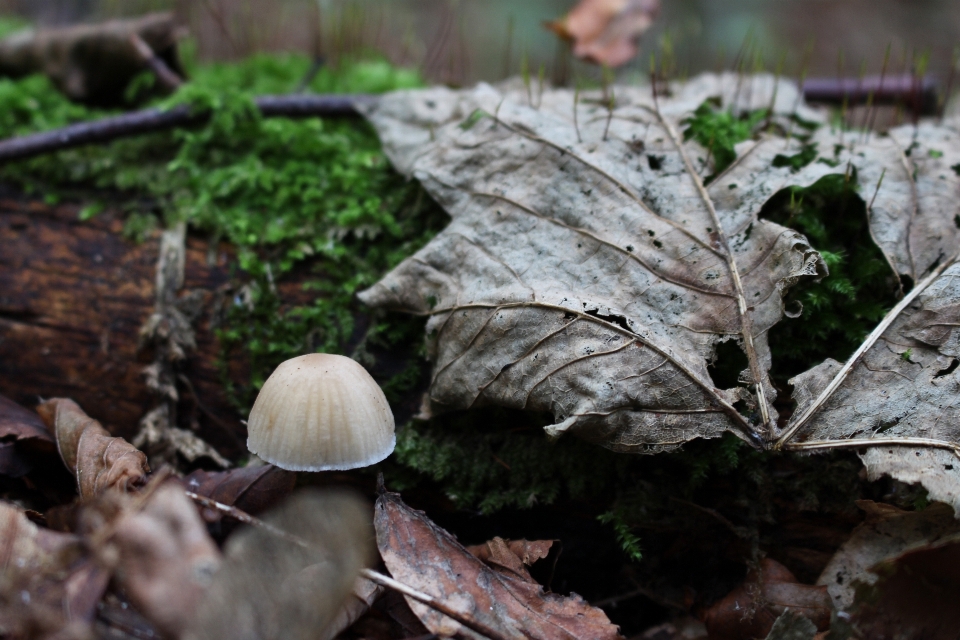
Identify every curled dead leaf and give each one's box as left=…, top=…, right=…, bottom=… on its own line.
left=0, top=393, right=54, bottom=478
left=89, top=480, right=222, bottom=639
left=185, top=489, right=374, bottom=640
left=546, top=0, right=661, bottom=67
left=0, top=501, right=108, bottom=639
left=847, top=530, right=960, bottom=639
left=703, top=558, right=831, bottom=640
left=184, top=464, right=296, bottom=523
left=466, top=537, right=555, bottom=581
left=37, top=398, right=149, bottom=500
left=374, top=485, right=623, bottom=640
left=817, top=501, right=960, bottom=618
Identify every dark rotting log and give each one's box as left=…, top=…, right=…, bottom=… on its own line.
left=0, top=194, right=246, bottom=458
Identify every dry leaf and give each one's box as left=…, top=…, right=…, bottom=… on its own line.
left=184, top=464, right=296, bottom=523
left=702, top=558, right=831, bottom=640
left=37, top=398, right=149, bottom=499
left=358, top=76, right=829, bottom=454
left=546, top=0, right=661, bottom=67
left=374, top=485, right=623, bottom=640
left=779, top=258, right=960, bottom=511
left=184, top=489, right=374, bottom=640
left=359, top=75, right=960, bottom=504
left=0, top=393, right=54, bottom=478
left=91, top=480, right=222, bottom=639
left=0, top=501, right=108, bottom=639
left=466, top=537, right=554, bottom=581
left=846, top=530, right=960, bottom=639
left=817, top=500, right=960, bottom=613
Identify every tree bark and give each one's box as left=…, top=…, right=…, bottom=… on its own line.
left=0, top=191, right=247, bottom=458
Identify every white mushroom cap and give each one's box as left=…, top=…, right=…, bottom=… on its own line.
left=246, top=354, right=395, bottom=471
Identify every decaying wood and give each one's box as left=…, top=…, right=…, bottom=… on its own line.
left=0, top=195, right=247, bottom=458
left=0, top=13, right=185, bottom=104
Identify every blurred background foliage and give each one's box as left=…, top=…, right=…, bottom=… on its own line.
left=1, top=0, right=958, bottom=89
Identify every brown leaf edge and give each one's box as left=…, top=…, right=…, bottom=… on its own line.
left=37, top=398, right=149, bottom=500
left=703, top=558, right=832, bottom=640
left=374, top=478, right=623, bottom=640
left=184, top=464, right=296, bottom=523
left=0, top=393, right=55, bottom=478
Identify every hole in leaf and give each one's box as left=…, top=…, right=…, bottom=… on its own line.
left=876, top=417, right=901, bottom=434
left=934, top=358, right=959, bottom=379
left=708, top=340, right=749, bottom=390
left=647, top=155, right=664, bottom=170
left=585, top=308, right=633, bottom=333
left=762, top=174, right=900, bottom=386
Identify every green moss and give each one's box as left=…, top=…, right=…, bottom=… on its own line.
left=0, top=52, right=445, bottom=414
left=763, top=174, right=899, bottom=383
left=683, top=99, right=768, bottom=177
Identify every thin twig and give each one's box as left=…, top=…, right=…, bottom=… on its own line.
left=654, top=111, right=773, bottom=438
left=0, top=94, right=374, bottom=164
left=184, top=491, right=510, bottom=640
left=129, top=34, right=184, bottom=91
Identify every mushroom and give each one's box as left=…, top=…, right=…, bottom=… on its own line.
left=246, top=354, right=395, bottom=471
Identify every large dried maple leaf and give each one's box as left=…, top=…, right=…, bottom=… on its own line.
left=358, top=74, right=960, bottom=510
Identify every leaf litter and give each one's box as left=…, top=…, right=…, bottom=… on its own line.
left=374, top=482, right=623, bottom=640
left=3, top=70, right=960, bottom=639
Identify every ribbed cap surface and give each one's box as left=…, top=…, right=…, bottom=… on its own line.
left=247, top=354, right=395, bottom=471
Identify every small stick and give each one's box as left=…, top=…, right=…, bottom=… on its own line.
left=184, top=491, right=510, bottom=640
left=129, top=34, right=183, bottom=92
left=0, top=94, right=373, bottom=164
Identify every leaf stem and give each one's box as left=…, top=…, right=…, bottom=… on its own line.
left=775, top=254, right=958, bottom=448
left=655, top=112, right=774, bottom=438
left=785, top=437, right=960, bottom=459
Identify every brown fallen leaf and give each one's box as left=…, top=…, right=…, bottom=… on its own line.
left=1, top=394, right=56, bottom=479
left=703, top=558, right=832, bottom=640
left=816, top=500, right=960, bottom=613
left=466, top=537, right=555, bottom=581
left=37, top=398, right=149, bottom=500
left=0, top=501, right=109, bottom=639
left=184, top=463, right=296, bottom=523
left=546, top=0, right=660, bottom=67
left=374, top=485, right=623, bottom=640
left=184, top=489, right=374, bottom=640
left=87, top=480, right=222, bottom=640
left=847, top=530, right=960, bottom=639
